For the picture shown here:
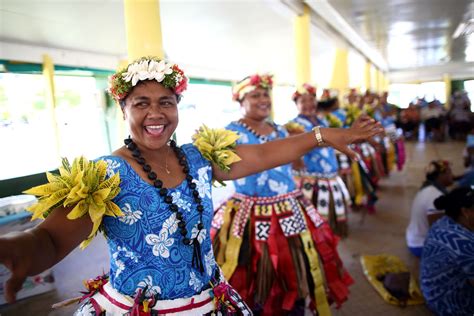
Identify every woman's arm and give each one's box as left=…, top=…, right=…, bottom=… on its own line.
left=214, top=116, right=382, bottom=181
left=0, top=207, right=92, bottom=303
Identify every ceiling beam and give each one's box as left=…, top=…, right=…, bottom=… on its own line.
left=303, top=0, right=388, bottom=71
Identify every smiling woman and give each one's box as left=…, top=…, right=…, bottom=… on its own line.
left=0, top=56, right=382, bottom=316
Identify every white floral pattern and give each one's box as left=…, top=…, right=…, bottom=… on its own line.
left=118, top=203, right=142, bottom=225
left=204, top=249, right=216, bottom=277
left=192, top=166, right=211, bottom=199
left=115, top=260, right=125, bottom=278
left=162, top=213, right=178, bottom=234
left=171, top=192, right=192, bottom=212
left=136, top=275, right=162, bottom=298
left=268, top=179, right=289, bottom=195
left=191, top=224, right=207, bottom=244
left=105, top=159, right=121, bottom=178
left=145, top=229, right=174, bottom=258
left=189, top=271, right=203, bottom=291
left=236, top=178, right=246, bottom=186
left=257, top=172, right=269, bottom=186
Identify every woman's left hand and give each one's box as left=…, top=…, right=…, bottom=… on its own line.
left=321, top=114, right=384, bottom=160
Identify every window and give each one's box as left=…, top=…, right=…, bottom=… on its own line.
left=0, top=73, right=109, bottom=180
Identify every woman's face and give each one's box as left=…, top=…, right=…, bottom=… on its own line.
left=438, top=167, right=454, bottom=187
left=296, top=94, right=316, bottom=116
left=122, top=80, right=179, bottom=151
left=240, top=87, right=272, bottom=121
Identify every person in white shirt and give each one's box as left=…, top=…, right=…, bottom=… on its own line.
left=406, top=160, right=453, bottom=257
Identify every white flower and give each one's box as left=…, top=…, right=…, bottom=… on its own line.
left=320, top=148, right=330, bottom=158
left=257, top=172, right=268, bottom=186
left=118, top=203, right=142, bottom=225
left=239, top=133, right=249, bottom=144
left=236, top=178, right=246, bottom=186
left=122, top=59, right=174, bottom=87
left=115, top=260, right=125, bottom=278
left=204, top=249, right=216, bottom=277
left=189, top=271, right=203, bottom=291
left=105, top=159, right=121, bottom=178
left=145, top=229, right=174, bottom=258
left=171, top=192, right=191, bottom=212
left=192, top=166, right=211, bottom=199
left=268, top=179, right=288, bottom=195
left=136, top=275, right=161, bottom=298
left=191, top=224, right=207, bottom=244
left=163, top=213, right=178, bottom=235
left=320, top=160, right=333, bottom=173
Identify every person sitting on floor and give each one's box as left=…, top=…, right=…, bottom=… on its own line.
left=421, top=187, right=474, bottom=315
left=405, top=160, right=453, bottom=258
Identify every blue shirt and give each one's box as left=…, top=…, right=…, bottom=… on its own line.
left=421, top=216, right=474, bottom=315
left=98, top=144, right=216, bottom=299
left=226, top=121, right=296, bottom=196
left=292, top=115, right=339, bottom=176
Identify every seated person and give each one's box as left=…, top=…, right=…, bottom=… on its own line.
left=421, top=187, right=474, bottom=315
left=405, top=160, right=453, bottom=257
left=421, top=101, right=445, bottom=141
left=399, top=103, right=420, bottom=139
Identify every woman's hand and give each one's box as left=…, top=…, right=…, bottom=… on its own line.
left=321, top=114, right=384, bottom=160
left=0, top=231, right=39, bottom=303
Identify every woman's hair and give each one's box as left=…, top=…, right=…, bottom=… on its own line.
left=318, top=97, right=338, bottom=110
left=434, top=187, right=474, bottom=219
left=425, top=160, right=450, bottom=182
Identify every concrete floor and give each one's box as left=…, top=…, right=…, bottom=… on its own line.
left=0, top=140, right=466, bottom=316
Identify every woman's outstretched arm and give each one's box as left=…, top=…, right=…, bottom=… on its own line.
left=214, top=115, right=383, bottom=181
left=0, top=207, right=92, bottom=303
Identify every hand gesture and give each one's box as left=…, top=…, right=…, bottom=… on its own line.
left=322, top=114, right=384, bottom=160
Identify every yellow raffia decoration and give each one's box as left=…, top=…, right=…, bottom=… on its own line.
left=192, top=125, right=241, bottom=172
left=325, top=113, right=343, bottom=128
left=23, top=157, right=122, bottom=248
left=284, top=121, right=305, bottom=134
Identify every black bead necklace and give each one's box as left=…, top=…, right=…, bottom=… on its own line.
left=124, top=137, right=205, bottom=273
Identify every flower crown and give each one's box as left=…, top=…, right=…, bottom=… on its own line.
left=232, top=74, right=273, bottom=102
left=292, top=83, right=316, bottom=102
left=426, top=160, right=450, bottom=176
left=108, top=57, right=188, bottom=102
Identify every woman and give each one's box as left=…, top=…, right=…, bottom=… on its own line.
left=288, top=84, right=352, bottom=237
left=0, top=59, right=381, bottom=315
left=212, top=76, right=367, bottom=315
left=405, top=160, right=453, bottom=258
left=421, top=187, right=474, bottom=315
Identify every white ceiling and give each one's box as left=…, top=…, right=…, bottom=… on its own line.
left=1, top=0, right=472, bottom=83
left=0, top=0, right=338, bottom=83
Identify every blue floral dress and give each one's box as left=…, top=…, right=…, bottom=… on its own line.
left=211, top=121, right=353, bottom=315
left=291, top=115, right=351, bottom=237
left=74, top=144, right=251, bottom=315
left=421, top=216, right=474, bottom=315
left=99, top=144, right=215, bottom=299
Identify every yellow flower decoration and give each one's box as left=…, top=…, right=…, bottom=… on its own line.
left=325, top=113, right=343, bottom=128
left=23, top=157, right=122, bottom=249
left=284, top=121, right=305, bottom=134
left=192, top=125, right=241, bottom=172
left=363, top=104, right=376, bottom=118
left=345, top=104, right=362, bottom=126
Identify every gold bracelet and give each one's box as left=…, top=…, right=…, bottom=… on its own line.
left=313, top=126, right=324, bottom=146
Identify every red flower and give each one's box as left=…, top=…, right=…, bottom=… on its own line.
left=174, top=77, right=188, bottom=94
left=249, top=75, right=261, bottom=86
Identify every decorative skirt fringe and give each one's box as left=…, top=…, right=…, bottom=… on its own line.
left=211, top=191, right=353, bottom=316
left=293, top=175, right=351, bottom=238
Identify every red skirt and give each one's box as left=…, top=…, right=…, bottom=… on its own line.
left=211, top=190, right=353, bottom=316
